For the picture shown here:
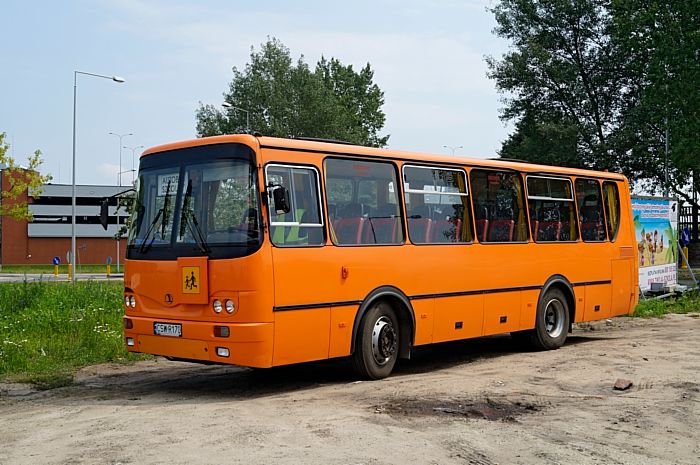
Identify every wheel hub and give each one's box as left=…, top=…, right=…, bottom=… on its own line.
left=372, top=316, right=397, bottom=366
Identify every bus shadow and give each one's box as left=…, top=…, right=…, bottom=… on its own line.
left=56, top=332, right=611, bottom=405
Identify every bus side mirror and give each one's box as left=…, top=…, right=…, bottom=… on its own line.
left=271, top=186, right=291, bottom=214
left=100, top=199, right=109, bottom=230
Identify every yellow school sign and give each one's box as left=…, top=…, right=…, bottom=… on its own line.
left=182, top=266, right=200, bottom=294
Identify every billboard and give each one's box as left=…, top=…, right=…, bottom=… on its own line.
left=632, top=196, right=678, bottom=291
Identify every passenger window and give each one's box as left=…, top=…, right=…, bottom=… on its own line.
left=265, top=165, right=324, bottom=247
left=575, top=179, right=606, bottom=242
left=403, top=165, right=472, bottom=244
left=470, top=170, right=529, bottom=242
left=603, top=181, right=621, bottom=241
left=527, top=176, right=578, bottom=242
left=325, top=158, right=403, bottom=245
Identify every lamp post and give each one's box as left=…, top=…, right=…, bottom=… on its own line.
left=222, top=102, right=250, bottom=133
left=72, top=71, right=125, bottom=283
left=109, top=132, right=132, bottom=186
left=123, top=145, right=144, bottom=184
left=443, top=145, right=463, bottom=156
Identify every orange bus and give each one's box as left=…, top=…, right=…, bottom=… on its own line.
left=120, top=134, right=638, bottom=379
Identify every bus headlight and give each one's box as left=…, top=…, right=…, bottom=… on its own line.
left=129, top=296, right=136, bottom=308
left=225, top=300, right=235, bottom=314
left=124, top=296, right=130, bottom=307
left=213, top=299, right=223, bottom=313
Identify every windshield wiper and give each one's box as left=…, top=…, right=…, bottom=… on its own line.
left=179, top=180, right=209, bottom=253
left=139, top=180, right=172, bottom=254
left=138, top=208, right=163, bottom=254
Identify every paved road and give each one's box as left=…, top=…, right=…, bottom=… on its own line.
left=0, top=273, right=123, bottom=283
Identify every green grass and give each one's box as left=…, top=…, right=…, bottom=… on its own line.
left=0, top=280, right=149, bottom=389
left=0, top=264, right=121, bottom=274
left=633, top=290, right=700, bottom=318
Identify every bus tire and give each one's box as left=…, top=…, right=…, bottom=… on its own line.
left=351, top=301, right=399, bottom=380
left=531, top=288, right=570, bottom=350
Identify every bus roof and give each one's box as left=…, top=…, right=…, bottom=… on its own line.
left=142, top=134, right=628, bottom=182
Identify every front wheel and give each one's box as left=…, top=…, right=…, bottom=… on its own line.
left=352, top=302, right=399, bottom=380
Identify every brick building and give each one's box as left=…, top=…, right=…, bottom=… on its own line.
left=1, top=168, right=129, bottom=265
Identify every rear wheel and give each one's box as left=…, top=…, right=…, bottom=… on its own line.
left=352, top=302, right=399, bottom=380
left=532, top=288, right=570, bottom=350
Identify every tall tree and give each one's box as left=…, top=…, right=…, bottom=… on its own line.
left=196, top=38, right=389, bottom=147
left=612, top=0, right=700, bottom=202
left=488, top=0, right=699, bottom=200
left=0, top=132, right=51, bottom=221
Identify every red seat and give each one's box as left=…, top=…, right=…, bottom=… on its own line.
left=431, top=219, right=462, bottom=242
left=487, top=219, right=514, bottom=242
left=364, top=217, right=399, bottom=244
left=408, top=218, right=432, bottom=243
left=475, top=219, right=489, bottom=242
left=333, top=217, right=366, bottom=244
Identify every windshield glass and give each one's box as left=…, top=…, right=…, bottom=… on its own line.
left=127, top=143, right=261, bottom=260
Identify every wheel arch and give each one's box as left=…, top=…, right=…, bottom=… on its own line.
left=539, top=274, right=577, bottom=331
left=351, top=286, right=415, bottom=359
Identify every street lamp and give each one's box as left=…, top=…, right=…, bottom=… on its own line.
left=443, top=145, right=463, bottom=156
left=109, top=132, right=132, bottom=186
left=123, top=145, right=144, bottom=184
left=222, top=101, right=250, bottom=133
left=72, top=70, right=125, bottom=283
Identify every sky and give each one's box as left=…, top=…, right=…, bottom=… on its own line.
left=1, top=0, right=511, bottom=187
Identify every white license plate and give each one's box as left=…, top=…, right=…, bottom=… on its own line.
left=154, top=322, right=182, bottom=337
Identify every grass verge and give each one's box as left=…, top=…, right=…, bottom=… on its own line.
left=633, top=290, right=700, bottom=318
left=0, top=280, right=149, bottom=389
left=0, top=264, right=120, bottom=274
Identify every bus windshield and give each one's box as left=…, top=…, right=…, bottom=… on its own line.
left=127, top=143, right=261, bottom=260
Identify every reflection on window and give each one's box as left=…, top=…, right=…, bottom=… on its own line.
left=325, top=158, right=403, bottom=245
left=603, top=181, right=621, bottom=241
left=470, top=170, right=529, bottom=242
left=575, top=179, right=606, bottom=242
left=403, top=165, right=472, bottom=244
left=266, top=165, right=324, bottom=247
left=527, top=176, right=578, bottom=242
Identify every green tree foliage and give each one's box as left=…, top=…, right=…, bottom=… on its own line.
left=196, top=38, right=389, bottom=147
left=0, top=132, right=51, bottom=221
left=488, top=0, right=698, bottom=200
left=611, top=0, right=700, bottom=201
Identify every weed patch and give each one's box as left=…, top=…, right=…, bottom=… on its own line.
left=0, top=281, right=149, bottom=387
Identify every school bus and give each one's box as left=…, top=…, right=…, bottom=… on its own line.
left=120, top=134, right=638, bottom=379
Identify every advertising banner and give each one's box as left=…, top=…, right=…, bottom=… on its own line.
left=632, top=196, right=678, bottom=291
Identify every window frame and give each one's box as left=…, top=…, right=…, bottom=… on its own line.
left=264, top=163, right=325, bottom=248
left=526, top=174, right=578, bottom=243
left=602, top=180, right=621, bottom=242
left=402, top=164, right=472, bottom=245
left=469, top=168, right=530, bottom=244
left=574, top=177, right=607, bottom=243
left=323, top=157, right=405, bottom=247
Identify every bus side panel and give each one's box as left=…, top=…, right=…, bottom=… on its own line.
left=483, top=291, right=521, bottom=336
left=519, top=289, right=539, bottom=329
left=432, top=295, right=484, bottom=343
left=582, top=284, right=612, bottom=321
left=611, top=258, right=635, bottom=316
left=412, top=299, right=435, bottom=346
left=329, top=305, right=358, bottom=358
left=272, top=308, right=330, bottom=366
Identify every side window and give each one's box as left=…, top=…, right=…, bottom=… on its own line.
left=265, top=165, right=324, bottom=247
left=527, top=176, right=578, bottom=242
left=470, top=170, right=529, bottom=243
left=325, top=158, right=404, bottom=245
left=603, top=181, right=621, bottom=241
left=575, top=179, right=606, bottom=242
left=403, top=165, right=472, bottom=244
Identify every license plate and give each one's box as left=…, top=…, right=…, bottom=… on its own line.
left=154, top=322, right=182, bottom=337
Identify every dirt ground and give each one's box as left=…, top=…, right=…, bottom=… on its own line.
left=1, top=313, right=699, bottom=465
